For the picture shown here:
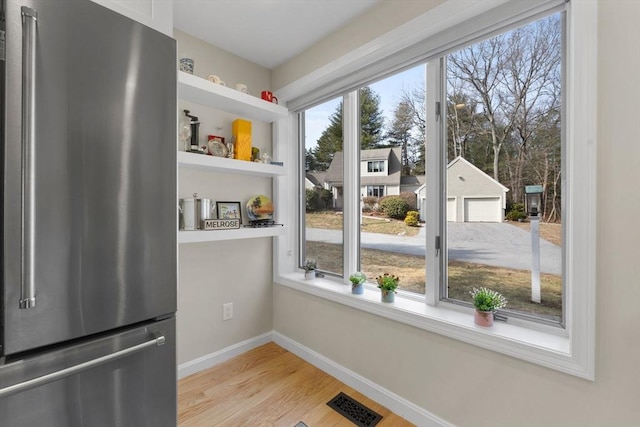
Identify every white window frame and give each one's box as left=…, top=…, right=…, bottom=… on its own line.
left=366, top=160, right=385, bottom=174
left=275, top=0, right=596, bottom=380
left=366, top=185, right=385, bottom=198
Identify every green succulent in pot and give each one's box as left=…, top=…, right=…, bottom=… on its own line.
left=469, top=287, right=507, bottom=327
left=469, top=287, right=507, bottom=312
left=349, top=272, right=366, bottom=286
left=349, top=272, right=367, bottom=295
left=303, top=258, right=317, bottom=280
left=303, top=258, right=317, bottom=271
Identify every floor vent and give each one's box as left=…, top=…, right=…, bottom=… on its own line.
left=326, top=392, right=383, bottom=427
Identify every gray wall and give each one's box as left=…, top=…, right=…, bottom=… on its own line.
left=272, top=1, right=640, bottom=426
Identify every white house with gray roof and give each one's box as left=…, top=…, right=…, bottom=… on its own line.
left=321, top=147, right=405, bottom=208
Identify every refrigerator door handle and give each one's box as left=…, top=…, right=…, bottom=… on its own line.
left=19, top=6, right=38, bottom=309
left=0, top=331, right=166, bottom=398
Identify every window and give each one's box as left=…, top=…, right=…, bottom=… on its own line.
left=300, top=14, right=565, bottom=319
left=366, top=185, right=384, bottom=197
left=440, top=13, right=564, bottom=324
left=301, top=97, right=344, bottom=276
left=284, top=0, right=596, bottom=379
left=367, top=160, right=385, bottom=173
left=357, top=70, right=426, bottom=294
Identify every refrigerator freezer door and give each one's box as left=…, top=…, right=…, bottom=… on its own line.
left=2, top=0, right=177, bottom=355
left=0, top=317, right=176, bottom=426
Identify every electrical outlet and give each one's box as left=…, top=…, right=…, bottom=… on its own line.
left=223, top=302, right=233, bottom=321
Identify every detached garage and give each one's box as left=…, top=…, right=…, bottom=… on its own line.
left=464, top=197, right=502, bottom=222
left=415, top=157, right=509, bottom=222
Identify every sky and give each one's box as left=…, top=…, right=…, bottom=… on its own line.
left=304, top=64, right=425, bottom=151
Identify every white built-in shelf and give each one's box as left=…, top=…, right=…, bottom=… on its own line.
left=178, top=151, right=287, bottom=177
left=179, top=226, right=286, bottom=244
left=178, top=72, right=288, bottom=123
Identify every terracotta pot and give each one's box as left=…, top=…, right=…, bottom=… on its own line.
left=474, top=310, right=494, bottom=327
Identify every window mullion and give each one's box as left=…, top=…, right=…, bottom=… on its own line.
left=425, top=59, right=445, bottom=306
left=343, top=90, right=360, bottom=277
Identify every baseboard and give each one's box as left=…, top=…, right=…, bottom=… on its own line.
left=272, top=331, right=454, bottom=427
left=177, top=330, right=452, bottom=426
left=177, top=331, right=273, bottom=379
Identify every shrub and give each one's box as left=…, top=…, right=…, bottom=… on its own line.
left=379, top=196, right=410, bottom=220
left=404, top=210, right=420, bottom=226
left=506, top=210, right=527, bottom=221
left=510, top=202, right=525, bottom=213
left=506, top=202, right=526, bottom=221
left=362, top=196, right=378, bottom=206
left=398, top=191, right=417, bottom=210
left=305, top=189, right=320, bottom=211
left=320, top=189, right=333, bottom=209
left=306, top=188, right=333, bottom=211
left=362, top=196, right=378, bottom=212
left=304, top=188, right=316, bottom=212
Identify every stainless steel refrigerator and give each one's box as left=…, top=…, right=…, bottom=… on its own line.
left=0, top=0, right=177, bottom=425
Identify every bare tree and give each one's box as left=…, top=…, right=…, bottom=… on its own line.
left=501, top=15, right=561, bottom=203
left=400, top=82, right=427, bottom=174
left=446, top=91, right=481, bottom=160
left=448, top=35, right=514, bottom=181
left=447, top=14, right=562, bottom=219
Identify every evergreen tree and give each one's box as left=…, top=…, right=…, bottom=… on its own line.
left=312, top=104, right=343, bottom=170
left=359, top=87, right=385, bottom=150
left=386, top=100, right=415, bottom=175
left=310, top=88, right=385, bottom=170
left=305, top=147, right=321, bottom=172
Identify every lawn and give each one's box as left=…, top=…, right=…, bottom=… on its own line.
left=508, top=220, right=562, bottom=246
left=305, top=241, right=562, bottom=321
left=305, top=211, right=420, bottom=236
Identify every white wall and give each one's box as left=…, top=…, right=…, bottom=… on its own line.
left=272, top=1, right=640, bottom=426
left=174, top=30, right=275, bottom=366
left=175, top=29, right=271, bottom=99
left=271, top=0, right=445, bottom=90
left=178, top=237, right=272, bottom=365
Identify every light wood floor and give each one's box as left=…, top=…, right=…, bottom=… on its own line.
left=178, top=342, right=414, bottom=427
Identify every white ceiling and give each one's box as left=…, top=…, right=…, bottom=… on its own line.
left=173, top=0, right=382, bottom=69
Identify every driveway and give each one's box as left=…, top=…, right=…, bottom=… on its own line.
left=306, top=222, right=561, bottom=275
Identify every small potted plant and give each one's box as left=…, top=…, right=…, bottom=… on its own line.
left=376, top=273, right=400, bottom=303
left=303, top=258, right=317, bottom=281
left=469, top=287, right=507, bottom=327
left=349, top=272, right=367, bottom=295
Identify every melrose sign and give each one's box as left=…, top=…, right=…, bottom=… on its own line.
left=203, top=219, right=240, bottom=230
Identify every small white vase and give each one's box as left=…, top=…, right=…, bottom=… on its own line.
left=304, top=270, right=316, bottom=281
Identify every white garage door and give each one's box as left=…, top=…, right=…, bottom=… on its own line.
left=447, top=198, right=456, bottom=222
left=464, top=197, right=501, bottom=222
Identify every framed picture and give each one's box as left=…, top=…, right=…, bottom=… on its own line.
left=216, top=201, right=242, bottom=224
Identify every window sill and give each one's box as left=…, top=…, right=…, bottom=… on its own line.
left=275, top=272, right=591, bottom=380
